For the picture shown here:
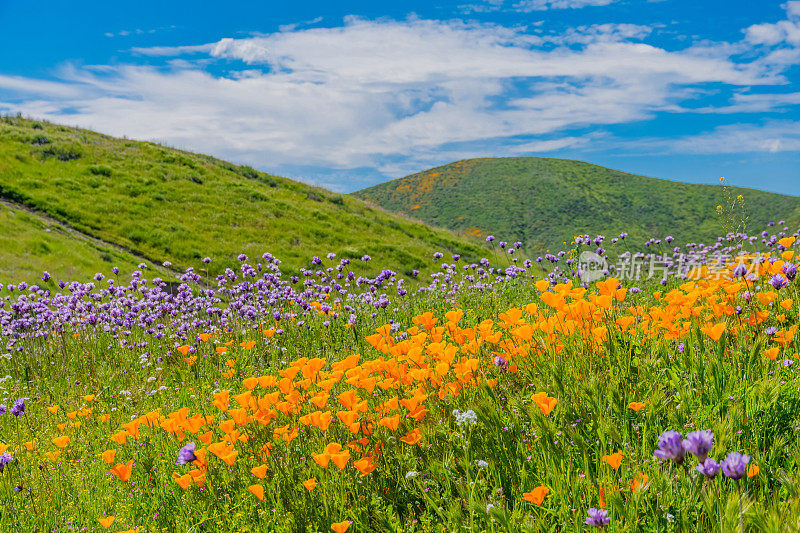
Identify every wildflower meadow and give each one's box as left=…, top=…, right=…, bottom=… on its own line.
left=2, top=220, right=800, bottom=532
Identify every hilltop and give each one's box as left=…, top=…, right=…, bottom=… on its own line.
left=0, top=116, right=488, bottom=282
left=352, top=157, right=800, bottom=253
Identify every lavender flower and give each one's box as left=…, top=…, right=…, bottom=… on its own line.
left=177, top=442, right=197, bottom=465
left=9, top=399, right=24, bottom=417
left=732, top=264, right=748, bottom=278
left=696, top=458, right=721, bottom=478
left=585, top=508, right=610, bottom=528
left=0, top=404, right=5, bottom=415
left=683, top=430, right=714, bottom=462
left=770, top=274, right=789, bottom=290
left=654, top=430, right=685, bottom=464
left=493, top=355, right=508, bottom=372
left=721, top=452, right=750, bottom=480
left=783, top=263, right=797, bottom=281
left=0, top=452, right=12, bottom=473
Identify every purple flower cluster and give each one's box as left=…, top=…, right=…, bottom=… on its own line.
left=585, top=508, right=610, bottom=528
left=654, top=429, right=752, bottom=481
left=177, top=442, right=197, bottom=465
left=654, top=430, right=686, bottom=464
left=721, top=452, right=750, bottom=481
left=493, top=355, right=508, bottom=372
left=9, top=398, right=24, bottom=417
left=0, top=452, right=12, bottom=473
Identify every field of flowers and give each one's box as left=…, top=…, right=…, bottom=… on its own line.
left=2, top=222, right=800, bottom=532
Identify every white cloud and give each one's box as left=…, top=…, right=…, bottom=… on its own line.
left=1, top=15, right=798, bottom=188
left=745, top=2, right=800, bottom=46
left=513, top=0, right=616, bottom=11
left=667, top=121, right=800, bottom=154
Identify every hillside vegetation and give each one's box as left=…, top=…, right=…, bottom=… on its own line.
left=0, top=201, right=145, bottom=283
left=0, top=116, right=488, bottom=282
left=353, top=157, right=800, bottom=253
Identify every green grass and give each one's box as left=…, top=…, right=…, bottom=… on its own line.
left=0, top=116, right=488, bottom=282
left=0, top=202, right=144, bottom=283
left=352, top=157, right=800, bottom=253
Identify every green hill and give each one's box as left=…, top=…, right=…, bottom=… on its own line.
left=0, top=201, right=147, bottom=283
left=352, top=157, right=800, bottom=252
left=0, top=116, right=488, bottom=282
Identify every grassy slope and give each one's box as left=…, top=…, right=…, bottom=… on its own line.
left=352, top=157, right=800, bottom=253
left=0, top=201, right=144, bottom=283
left=0, top=116, right=488, bottom=282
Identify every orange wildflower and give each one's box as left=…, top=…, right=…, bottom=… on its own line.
left=602, top=451, right=624, bottom=471
left=628, top=402, right=645, bottom=412
left=531, top=392, right=557, bottom=416
left=331, top=522, right=352, bottom=533
left=110, top=460, right=134, bottom=482
left=248, top=484, right=265, bottom=501
left=522, top=485, right=549, bottom=505
left=101, top=449, right=116, bottom=464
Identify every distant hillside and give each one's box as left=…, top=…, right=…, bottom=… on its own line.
left=0, top=116, right=488, bottom=282
left=352, top=157, right=800, bottom=253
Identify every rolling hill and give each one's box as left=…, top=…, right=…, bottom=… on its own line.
left=352, top=157, right=800, bottom=253
left=0, top=116, right=488, bottom=282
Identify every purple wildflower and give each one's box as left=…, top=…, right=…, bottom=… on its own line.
left=654, top=430, right=685, bottom=464
left=0, top=452, right=12, bottom=473
left=9, top=399, right=24, bottom=417
left=585, top=508, right=610, bottom=528
left=0, top=405, right=5, bottom=415
left=683, top=430, right=714, bottom=462
left=721, top=452, right=750, bottom=480
left=732, top=264, right=748, bottom=278
left=177, top=442, right=197, bottom=465
left=493, top=355, right=508, bottom=372
left=782, top=263, right=797, bottom=281
left=696, top=458, right=721, bottom=478
left=770, top=274, right=789, bottom=289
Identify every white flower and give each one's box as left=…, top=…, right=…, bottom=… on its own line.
left=146, top=376, right=156, bottom=383
left=405, top=470, right=419, bottom=479
left=486, top=503, right=495, bottom=511
left=476, top=460, right=488, bottom=468
left=453, top=409, right=478, bottom=427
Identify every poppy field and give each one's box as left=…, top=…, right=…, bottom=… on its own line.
left=2, top=223, right=800, bottom=532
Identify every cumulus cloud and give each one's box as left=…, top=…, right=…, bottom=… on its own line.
left=0, top=13, right=798, bottom=188
left=745, top=1, right=800, bottom=46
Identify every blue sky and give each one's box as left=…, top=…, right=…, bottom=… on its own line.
left=1, top=0, right=799, bottom=194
